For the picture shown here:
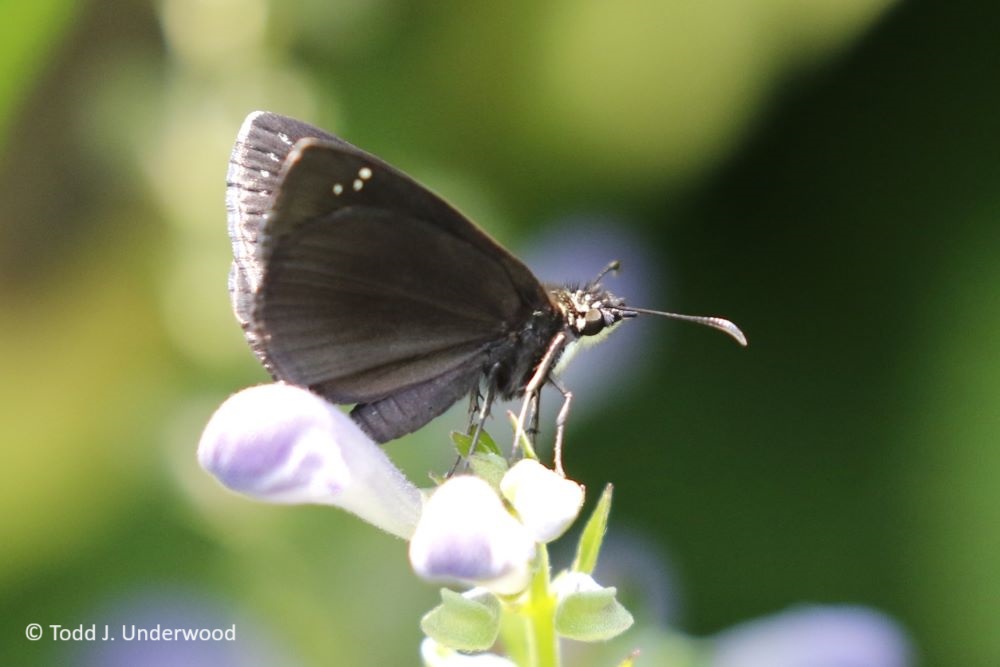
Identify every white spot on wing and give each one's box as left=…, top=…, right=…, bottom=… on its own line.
left=277, top=132, right=292, bottom=145
left=353, top=179, right=363, bottom=191
left=333, top=183, right=343, bottom=195
left=359, top=167, right=372, bottom=180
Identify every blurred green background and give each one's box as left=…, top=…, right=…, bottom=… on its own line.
left=2, top=0, right=998, bottom=665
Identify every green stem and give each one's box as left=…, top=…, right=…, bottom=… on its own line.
left=524, top=544, right=558, bottom=667
left=499, top=545, right=559, bottom=666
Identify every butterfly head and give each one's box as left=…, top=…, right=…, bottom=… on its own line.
left=553, top=285, right=637, bottom=340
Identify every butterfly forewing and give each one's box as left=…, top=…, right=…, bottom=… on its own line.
left=227, top=112, right=558, bottom=442
left=227, top=112, right=353, bottom=366
left=259, top=206, right=516, bottom=397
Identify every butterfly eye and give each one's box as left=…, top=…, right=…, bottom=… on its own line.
left=580, top=309, right=606, bottom=336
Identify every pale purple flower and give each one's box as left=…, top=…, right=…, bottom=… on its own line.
left=198, top=383, right=422, bottom=539
left=710, top=605, right=914, bottom=667
left=500, top=459, right=584, bottom=543
left=409, top=476, right=537, bottom=595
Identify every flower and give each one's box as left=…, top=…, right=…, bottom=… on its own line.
left=710, top=605, right=913, bottom=667
left=500, top=459, right=585, bottom=543
left=409, top=476, right=537, bottom=595
left=198, top=383, right=422, bottom=539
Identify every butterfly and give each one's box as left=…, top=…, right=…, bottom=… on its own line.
left=226, top=111, right=746, bottom=470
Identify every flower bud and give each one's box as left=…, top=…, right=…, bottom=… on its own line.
left=500, top=459, right=584, bottom=543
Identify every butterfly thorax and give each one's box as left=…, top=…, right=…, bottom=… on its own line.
left=484, top=285, right=636, bottom=400
left=486, top=305, right=564, bottom=400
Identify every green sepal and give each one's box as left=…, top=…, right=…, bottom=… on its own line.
left=468, top=452, right=509, bottom=488
left=572, top=483, right=613, bottom=574
left=420, top=588, right=501, bottom=652
left=554, top=585, right=634, bottom=642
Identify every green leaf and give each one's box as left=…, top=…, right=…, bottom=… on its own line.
left=554, top=586, right=634, bottom=642
left=573, top=483, right=613, bottom=574
left=451, top=431, right=474, bottom=457
left=420, top=588, right=502, bottom=652
left=450, top=428, right=502, bottom=457
left=475, top=429, right=502, bottom=455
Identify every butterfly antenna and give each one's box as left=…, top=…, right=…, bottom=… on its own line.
left=591, top=260, right=621, bottom=285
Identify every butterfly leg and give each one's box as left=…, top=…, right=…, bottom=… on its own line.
left=468, top=376, right=496, bottom=454
left=512, top=390, right=541, bottom=460
left=513, top=332, right=567, bottom=462
left=467, top=384, right=483, bottom=417
left=527, top=391, right=541, bottom=442
left=449, top=365, right=499, bottom=476
left=547, top=375, right=572, bottom=477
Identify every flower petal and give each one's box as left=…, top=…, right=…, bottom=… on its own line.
left=409, top=476, right=536, bottom=595
left=198, top=383, right=421, bottom=539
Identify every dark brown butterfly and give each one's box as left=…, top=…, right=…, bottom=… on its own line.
left=226, top=112, right=745, bottom=467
